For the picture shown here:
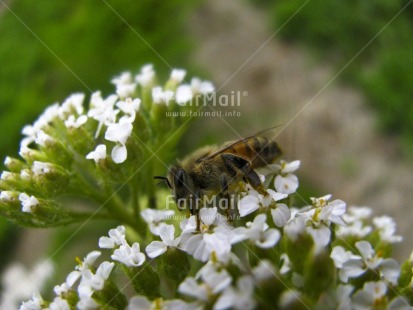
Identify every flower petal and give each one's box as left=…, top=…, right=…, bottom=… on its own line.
left=98, top=236, right=115, bottom=249
left=238, top=195, right=260, bottom=217
left=146, top=241, right=168, bottom=258
left=256, top=229, right=280, bottom=249
left=200, top=207, right=217, bottom=226
left=274, top=174, right=299, bottom=194
left=271, top=203, right=291, bottom=227
left=355, top=241, right=374, bottom=260
left=159, top=224, right=175, bottom=244
left=111, top=144, right=127, bottom=163
left=380, top=258, right=400, bottom=285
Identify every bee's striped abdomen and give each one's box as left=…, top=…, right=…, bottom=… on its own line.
left=225, top=136, right=282, bottom=169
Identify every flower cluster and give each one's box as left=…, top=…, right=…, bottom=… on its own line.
left=0, top=64, right=214, bottom=229
left=18, top=157, right=413, bottom=309
left=1, top=66, right=412, bottom=309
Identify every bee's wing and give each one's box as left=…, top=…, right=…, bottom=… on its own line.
left=203, top=126, right=282, bottom=168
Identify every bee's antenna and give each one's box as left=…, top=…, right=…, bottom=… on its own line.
left=153, top=176, right=172, bottom=189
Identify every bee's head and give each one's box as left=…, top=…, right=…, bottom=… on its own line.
left=165, top=165, right=193, bottom=211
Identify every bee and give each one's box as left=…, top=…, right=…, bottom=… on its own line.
left=154, top=127, right=282, bottom=230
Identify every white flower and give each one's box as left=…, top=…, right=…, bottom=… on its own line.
left=152, top=86, right=174, bottom=105
left=318, top=199, right=347, bottom=226
left=175, top=85, right=193, bottom=105
left=232, top=214, right=280, bottom=249
left=336, top=219, right=372, bottom=238
left=197, top=262, right=232, bottom=295
left=180, top=208, right=233, bottom=262
left=170, top=68, right=187, bottom=83
left=373, top=215, right=402, bottom=243
left=238, top=189, right=281, bottom=216
left=135, top=64, right=155, bottom=87
left=198, top=207, right=227, bottom=228
left=82, top=261, right=114, bottom=291
left=19, top=292, right=44, bottom=310
left=116, top=98, right=141, bottom=122
left=284, top=211, right=307, bottom=241
left=66, top=251, right=101, bottom=287
left=88, top=91, right=119, bottom=138
left=190, top=78, right=215, bottom=94
left=178, top=277, right=209, bottom=301
left=1, top=171, right=14, bottom=180
left=111, top=72, right=137, bottom=98
left=86, top=144, right=107, bottom=163
left=237, top=189, right=290, bottom=227
left=65, top=114, right=88, bottom=128
left=99, top=225, right=126, bottom=249
left=32, top=161, right=52, bottom=175
left=58, top=93, right=85, bottom=119
left=336, top=285, right=354, bottom=310
left=337, top=241, right=400, bottom=284
left=21, top=103, right=59, bottom=146
left=105, top=120, right=133, bottom=164
left=237, top=190, right=267, bottom=217
left=299, top=195, right=346, bottom=250
left=105, top=120, right=132, bottom=145
left=35, top=130, right=53, bottom=147
left=214, top=276, right=256, bottom=310
left=352, top=281, right=387, bottom=310
left=267, top=189, right=291, bottom=227
left=338, top=206, right=373, bottom=239
left=0, top=191, right=15, bottom=201
left=19, top=193, right=39, bottom=212
left=141, top=209, right=175, bottom=235
left=345, top=206, right=373, bottom=220
left=274, top=174, right=299, bottom=194
left=310, top=194, right=332, bottom=208
left=54, top=282, right=70, bottom=296
left=182, top=226, right=233, bottom=262
left=111, top=242, right=146, bottom=267
left=20, top=169, right=31, bottom=180
left=4, top=261, right=52, bottom=310
left=273, top=160, right=300, bottom=194
left=49, top=297, right=70, bottom=310
left=331, top=246, right=361, bottom=269
left=77, top=295, right=98, bottom=310
left=146, top=224, right=181, bottom=258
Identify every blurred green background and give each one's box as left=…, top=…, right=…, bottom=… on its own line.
left=1, top=0, right=413, bottom=302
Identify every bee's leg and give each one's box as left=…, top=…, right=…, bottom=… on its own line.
left=220, top=175, right=234, bottom=222
left=221, top=153, right=266, bottom=195
left=189, top=191, right=201, bottom=232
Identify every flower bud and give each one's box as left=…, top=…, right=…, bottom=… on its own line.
left=159, top=247, right=190, bottom=284
left=67, top=126, right=95, bottom=154
left=31, top=162, right=70, bottom=196
left=4, top=157, right=27, bottom=173
left=19, top=146, right=49, bottom=164
left=40, top=139, right=73, bottom=168
left=126, top=262, right=160, bottom=299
